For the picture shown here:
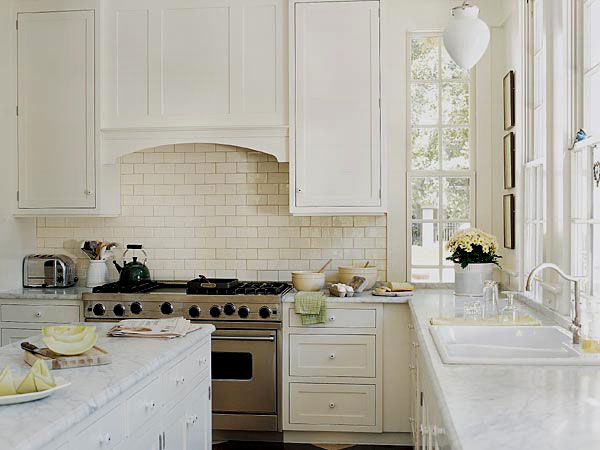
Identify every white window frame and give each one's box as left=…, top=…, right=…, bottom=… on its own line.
left=523, top=0, right=547, bottom=300
left=406, top=32, right=476, bottom=283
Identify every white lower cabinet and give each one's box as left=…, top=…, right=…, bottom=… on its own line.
left=0, top=299, right=84, bottom=347
left=49, top=345, right=212, bottom=450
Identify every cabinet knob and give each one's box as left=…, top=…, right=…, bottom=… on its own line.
left=145, top=400, right=156, bottom=409
left=99, top=433, right=111, bottom=445
left=34, top=311, right=42, bottom=318
left=408, top=365, right=416, bottom=370
left=297, top=187, right=302, bottom=192
left=328, top=315, right=335, bottom=322
left=408, top=324, right=415, bottom=330
left=408, top=417, right=415, bottom=423
left=185, top=415, right=198, bottom=425
left=329, top=353, right=336, bottom=360
left=412, top=342, right=420, bottom=348
left=84, top=189, right=93, bottom=196
left=176, top=376, right=185, bottom=385
left=329, top=402, right=335, bottom=408
left=199, top=356, right=207, bottom=366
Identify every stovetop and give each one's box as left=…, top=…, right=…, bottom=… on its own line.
left=83, top=278, right=292, bottom=322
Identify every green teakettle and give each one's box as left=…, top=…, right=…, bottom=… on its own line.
left=113, top=244, right=151, bottom=283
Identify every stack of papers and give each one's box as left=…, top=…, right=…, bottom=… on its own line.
left=107, top=317, right=199, bottom=339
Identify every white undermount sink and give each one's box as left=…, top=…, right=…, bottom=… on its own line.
left=430, top=325, right=600, bottom=365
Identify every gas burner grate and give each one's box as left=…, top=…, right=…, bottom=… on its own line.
left=91, top=281, right=162, bottom=294
left=234, top=282, right=292, bottom=296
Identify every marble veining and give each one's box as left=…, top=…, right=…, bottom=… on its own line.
left=411, top=290, right=600, bottom=450
left=282, top=289, right=412, bottom=304
left=0, top=286, right=91, bottom=300
left=0, top=323, right=214, bottom=450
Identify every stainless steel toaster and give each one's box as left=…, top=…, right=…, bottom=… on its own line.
left=23, top=254, right=78, bottom=288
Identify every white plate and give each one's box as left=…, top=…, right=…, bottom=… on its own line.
left=0, top=377, right=70, bottom=405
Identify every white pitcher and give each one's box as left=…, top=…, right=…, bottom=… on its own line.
left=87, top=260, right=109, bottom=287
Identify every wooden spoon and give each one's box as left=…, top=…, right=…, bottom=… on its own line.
left=363, top=261, right=370, bottom=268
left=318, top=259, right=333, bottom=273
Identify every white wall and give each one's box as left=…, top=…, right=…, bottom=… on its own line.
left=0, top=1, right=36, bottom=289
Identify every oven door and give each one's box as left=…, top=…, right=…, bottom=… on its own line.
left=211, top=328, right=277, bottom=414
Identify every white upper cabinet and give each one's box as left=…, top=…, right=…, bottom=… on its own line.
left=17, top=10, right=96, bottom=210
left=290, top=0, right=385, bottom=215
left=101, top=0, right=289, bottom=161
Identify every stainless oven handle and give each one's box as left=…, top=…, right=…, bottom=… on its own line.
left=212, top=336, right=275, bottom=342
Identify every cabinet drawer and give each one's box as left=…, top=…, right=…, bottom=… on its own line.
left=188, top=342, right=210, bottom=382
left=126, top=376, right=162, bottom=433
left=163, top=356, right=191, bottom=405
left=289, top=383, right=376, bottom=426
left=290, top=334, right=375, bottom=377
left=72, top=404, right=125, bottom=450
left=1, top=304, right=79, bottom=323
left=288, top=308, right=376, bottom=328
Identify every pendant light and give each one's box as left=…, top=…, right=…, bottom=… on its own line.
left=443, top=1, right=490, bottom=70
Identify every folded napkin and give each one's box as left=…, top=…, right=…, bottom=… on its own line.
left=295, top=292, right=327, bottom=325
left=430, top=315, right=541, bottom=326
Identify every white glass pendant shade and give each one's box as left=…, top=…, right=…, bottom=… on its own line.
left=443, top=4, right=490, bottom=70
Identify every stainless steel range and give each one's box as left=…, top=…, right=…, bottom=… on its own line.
left=82, top=277, right=292, bottom=434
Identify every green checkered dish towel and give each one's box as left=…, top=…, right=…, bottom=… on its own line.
left=294, top=292, right=327, bottom=325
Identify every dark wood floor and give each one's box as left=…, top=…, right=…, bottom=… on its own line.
left=213, top=442, right=412, bottom=450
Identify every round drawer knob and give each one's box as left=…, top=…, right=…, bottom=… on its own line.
left=34, top=311, right=42, bottom=318
left=176, top=376, right=185, bottom=385
left=145, top=400, right=156, bottom=409
left=329, top=402, right=335, bottom=409
left=329, top=353, right=335, bottom=360
left=328, top=315, right=335, bottom=321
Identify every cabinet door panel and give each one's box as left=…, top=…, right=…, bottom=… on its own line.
left=17, top=10, right=95, bottom=209
left=161, top=5, right=230, bottom=115
left=1, top=328, right=39, bottom=347
left=294, top=1, right=380, bottom=208
left=185, top=380, right=211, bottom=450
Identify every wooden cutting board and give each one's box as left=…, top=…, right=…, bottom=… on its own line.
left=24, top=346, right=111, bottom=370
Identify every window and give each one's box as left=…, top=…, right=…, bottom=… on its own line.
left=571, top=0, right=600, bottom=301
left=407, top=34, right=475, bottom=283
left=524, top=0, right=546, bottom=298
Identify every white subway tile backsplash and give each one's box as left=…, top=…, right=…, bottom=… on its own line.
left=36, top=145, right=387, bottom=282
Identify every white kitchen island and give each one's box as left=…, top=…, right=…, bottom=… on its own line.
left=0, top=323, right=214, bottom=450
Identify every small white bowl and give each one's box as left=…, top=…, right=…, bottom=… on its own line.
left=291, top=271, right=326, bottom=292
left=338, top=266, right=378, bottom=289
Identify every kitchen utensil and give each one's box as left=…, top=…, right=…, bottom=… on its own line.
left=187, top=276, right=240, bottom=294
left=363, top=261, right=370, bottom=268
left=113, top=244, right=151, bottom=284
left=337, top=266, right=378, bottom=289
left=22, top=343, right=111, bottom=370
left=0, top=377, right=70, bottom=406
left=291, top=271, right=325, bottom=291
left=87, top=260, right=109, bottom=287
left=317, top=259, right=332, bottom=273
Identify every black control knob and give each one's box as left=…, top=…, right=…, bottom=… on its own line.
left=189, top=305, right=201, bottom=318
left=238, top=306, right=250, bottom=319
left=113, top=304, right=126, bottom=316
left=209, top=305, right=222, bottom=318
left=259, top=306, right=271, bottom=319
left=92, top=303, right=106, bottom=316
left=161, top=302, right=174, bottom=315
left=130, top=302, right=142, bottom=315
left=223, top=303, right=236, bottom=316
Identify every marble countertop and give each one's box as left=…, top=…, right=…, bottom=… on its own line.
left=411, top=290, right=600, bottom=450
left=0, top=323, right=215, bottom=450
left=0, top=286, right=91, bottom=300
left=282, top=289, right=412, bottom=304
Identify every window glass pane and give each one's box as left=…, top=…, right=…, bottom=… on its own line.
left=442, top=82, right=469, bottom=125
left=586, top=71, right=600, bottom=134
left=533, top=51, right=544, bottom=108
left=593, top=224, right=600, bottom=297
left=525, top=224, right=537, bottom=274
left=411, top=128, right=439, bottom=170
left=411, top=83, right=439, bottom=125
left=594, top=146, right=600, bottom=221
left=412, top=222, right=439, bottom=266
left=411, top=268, right=440, bottom=283
left=525, top=168, right=537, bottom=221
left=442, top=46, right=469, bottom=80
left=533, top=0, right=544, bottom=53
left=411, top=37, right=440, bottom=80
left=573, top=149, right=591, bottom=220
left=411, top=177, right=439, bottom=219
left=443, top=177, right=470, bottom=220
left=442, top=127, right=470, bottom=170
left=442, top=222, right=471, bottom=266
left=589, top=0, right=600, bottom=69
left=572, top=224, right=591, bottom=295
left=533, top=107, right=545, bottom=160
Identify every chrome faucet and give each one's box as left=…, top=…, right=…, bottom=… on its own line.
left=525, top=263, right=582, bottom=344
